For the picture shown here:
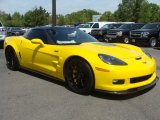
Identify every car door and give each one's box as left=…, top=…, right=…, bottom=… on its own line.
left=20, top=29, right=61, bottom=77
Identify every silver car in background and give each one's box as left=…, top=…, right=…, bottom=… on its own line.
left=0, top=21, right=7, bottom=47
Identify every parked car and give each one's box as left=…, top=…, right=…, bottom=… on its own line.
left=0, top=21, right=7, bottom=47
left=106, top=23, right=145, bottom=43
left=75, top=24, right=86, bottom=28
left=7, top=27, right=25, bottom=36
left=130, top=23, right=160, bottom=47
left=90, top=23, right=123, bottom=41
left=4, top=26, right=158, bottom=95
left=79, top=22, right=116, bottom=34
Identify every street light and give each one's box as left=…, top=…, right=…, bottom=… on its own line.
left=52, top=0, right=56, bottom=26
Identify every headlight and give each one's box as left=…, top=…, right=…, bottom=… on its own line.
left=143, top=50, right=152, bottom=58
left=141, top=32, right=149, bottom=37
left=117, top=31, right=123, bottom=36
left=98, top=54, right=128, bottom=65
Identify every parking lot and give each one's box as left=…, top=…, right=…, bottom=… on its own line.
left=0, top=47, right=160, bottom=120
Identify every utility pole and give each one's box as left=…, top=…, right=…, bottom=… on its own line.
left=52, top=0, right=56, bottom=26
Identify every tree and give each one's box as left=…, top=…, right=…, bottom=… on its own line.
left=11, top=12, right=23, bottom=26
left=139, top=3, right=160, bottom=23
left=57, top=14, right=65, bottom=25
left=100, top=11, right=114, bottom=21
left=113, top=0, right=148, bottom=22
left=0, top=11, right=10, bottom=25
left=63, top=9, right=100, bottom=25
left=23, top=6, right=49, bottom=27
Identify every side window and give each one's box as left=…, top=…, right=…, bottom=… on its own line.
left=92, top=23, right=99, bottom=28
left=132, top=25, right=137, bottom=30
left=26, top=29, right=48, bottom=43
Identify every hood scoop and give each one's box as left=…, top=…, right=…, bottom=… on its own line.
left=135, top=56, right=142, bottom=60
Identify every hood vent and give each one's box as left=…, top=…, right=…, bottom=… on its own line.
left=135, top=57, right=142, bottom=60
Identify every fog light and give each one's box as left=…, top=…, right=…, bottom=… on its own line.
left=112, top=79, right=125, bottom=84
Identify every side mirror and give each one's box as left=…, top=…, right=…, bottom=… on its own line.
left=31, top=39, right=45, bottom=47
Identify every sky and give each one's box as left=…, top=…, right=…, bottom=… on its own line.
left=0, top=0, right=160, bottom=15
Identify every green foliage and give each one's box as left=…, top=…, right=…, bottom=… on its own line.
left=100, top=11, right=115, bottom=21
left=113, top=0, right=160, bottom=23
left=113, top=0, right=148, bottom=22
left=23, top=6, right=49, bottom=27
left=0, top=2, right=160, bottom=27
left=58, top=9, right=100, bottom=25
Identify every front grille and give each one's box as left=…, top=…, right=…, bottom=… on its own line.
left=108, top=32, right=116, bottom=35
left=130, top=32, right=141, bottom=38
left=91, top=31, right=99, bottom=35
left=108, top=30, right=116, bottom=35
left=130, top=74, right=152, bottom=83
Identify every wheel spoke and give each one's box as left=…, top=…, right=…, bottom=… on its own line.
left=65, top=58, right=93, bottom=94
left=5, top=48, right=19, bottom=70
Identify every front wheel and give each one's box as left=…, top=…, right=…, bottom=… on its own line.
left=149, top=37, right=157, bottom=47
left=5, top=47, right=20, bottom=71
left=64, top=58, right=94, bottom=95
left=123, top=37, right=130, bottom=44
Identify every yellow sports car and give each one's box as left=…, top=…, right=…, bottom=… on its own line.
left=4, top=26, right=158, bottom=94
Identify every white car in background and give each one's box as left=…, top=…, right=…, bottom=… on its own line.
left=0, top=21, right=7, bottom=47
left=79, top=22, right=116, bottom=34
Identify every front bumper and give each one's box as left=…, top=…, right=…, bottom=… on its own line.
left=93, top=56, right=157, bottom=94
left=106, top=35, right=124, bottom=42
left=91, top=35, right=103, bottom=40
left=130, top=37, right=150, bottom=44
left=96, top=76, right=159, bottom=94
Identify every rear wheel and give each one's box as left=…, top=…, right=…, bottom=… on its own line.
left=64, top=58, right=94, bottom=95
left=149, top=37, right=157, bottom=47
left=5, top=47, right=20, bottom=70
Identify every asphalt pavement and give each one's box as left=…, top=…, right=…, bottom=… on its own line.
left=0, top=47, right=160, bottom=120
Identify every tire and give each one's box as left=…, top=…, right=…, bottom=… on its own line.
left=5, top=47, right=20, bottom=71
left=149, top=37, right=157, bottom=47
left=123, top=37, right=130, bottom=44
left=64, top=58, right=94, bottom=95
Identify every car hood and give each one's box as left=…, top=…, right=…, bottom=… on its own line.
left=92, top=28, right=108, bottom=31
left=132, top=29, right=157, bottom=32
left=80, top=42, right=143, bottom=59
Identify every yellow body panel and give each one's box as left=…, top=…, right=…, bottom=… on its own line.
left=4, top=36, right=157, bottom=92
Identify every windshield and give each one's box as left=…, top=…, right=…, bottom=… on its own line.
left=102, top=24, right=109, bottom=29
left=13, top=27, right=22, bottom=31
left=102, top=24, right=122, bottom=29
left=81, top=24, right=91, bottom=28
left=79, top=23, right=93, bottom=28
left=118, top=24, right=132, bottom=29
left=141, top=24, right=158, bottom=29
left=76, top=24, right=85, bottom=28
left=48, top=27, right=98, bottom=45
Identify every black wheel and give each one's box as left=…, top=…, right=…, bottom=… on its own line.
left=123, top=37, right=130, bottom=44
left=64, top=58, right=94, bottom=95
left=5, top=47, right=20, bottom=70
left=149, top=37, right=157, bottom=47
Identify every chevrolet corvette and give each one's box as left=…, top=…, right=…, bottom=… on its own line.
left=4, top=26, right=158, bottom=94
